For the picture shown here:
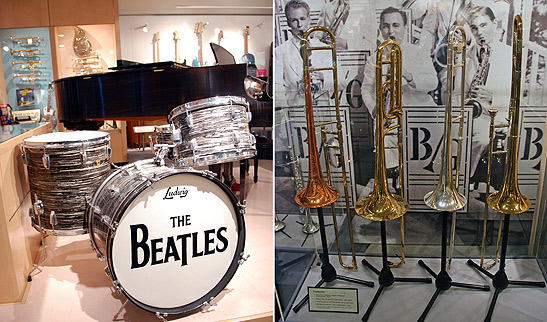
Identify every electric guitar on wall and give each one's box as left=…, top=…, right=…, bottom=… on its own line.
left=240, top=26, right=257, bottom=76
left=217, top=30, right=224, bottom=46
left=194, top=22, right=207, bottom=67
left=153, top=32, right=160, bottom=62
left=174, top=30, right=181, bottom=63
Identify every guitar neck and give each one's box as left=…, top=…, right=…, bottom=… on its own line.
left=198, top=33, right=203, bottom=66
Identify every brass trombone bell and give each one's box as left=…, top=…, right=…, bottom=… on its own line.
left=355, top=39, right=408, bottom=221
left=480, top=14, right=530, bottom=270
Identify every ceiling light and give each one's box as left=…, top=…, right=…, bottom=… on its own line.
left=135, top=24, right=149, bottom=33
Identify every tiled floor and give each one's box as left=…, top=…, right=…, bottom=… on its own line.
left=0, top=154, right=273, bottom=322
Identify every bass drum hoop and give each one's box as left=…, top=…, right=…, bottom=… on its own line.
left=101, top=169, right=246, bottom=315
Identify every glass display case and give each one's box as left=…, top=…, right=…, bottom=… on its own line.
left=274, top=0, right=547, bottom=320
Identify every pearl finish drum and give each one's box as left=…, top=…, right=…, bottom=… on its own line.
left=151, top=124, right=178, bottom=165
left=169, top=96, right=256, bottom=167
left=87, top=159, right=246, bottom=314
left=22, top=131, right=111, bottom=235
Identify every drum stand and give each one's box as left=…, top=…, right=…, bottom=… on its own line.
left=292, top=207, right=374, bottom=313
left=361, top=221, right=432, bottom=322
left=417, top=211, right=490, bottom=322
left=467, top=213, right=546, bottom=322
left=27, top=197, right=49, bottom=282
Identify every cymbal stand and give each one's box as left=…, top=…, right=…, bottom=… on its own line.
left=467, top=213, right=545, bottom=322
left=417, top=211, right=490, bottom=321
left=292, top=206, right=374, bottom=313
left=361, top=221, right=432, bottom=322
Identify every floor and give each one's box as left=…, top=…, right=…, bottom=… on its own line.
left=0, top=150, right=274, bottom=322
left=277, top=254, right=547, bottom=322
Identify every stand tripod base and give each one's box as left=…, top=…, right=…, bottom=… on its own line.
left=467, top=259, right=545, bottom=322
left=361, top=258, right=431, bottom=321
left=417, top=260, right=489, bottom=322
left=292, top=261, right=374, bottom=313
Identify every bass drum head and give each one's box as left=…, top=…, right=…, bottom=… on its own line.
left=108, top=172, right=245, bottom=314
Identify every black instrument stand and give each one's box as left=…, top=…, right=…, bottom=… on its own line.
left=417, top=211, right=490, bottom=322
left=361, top=221, right=432, bottom=322
left=467, top=213, right=546, bottom=322
left=292, top=206, right=374, bottom=313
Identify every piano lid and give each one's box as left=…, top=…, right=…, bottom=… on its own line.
left=53, top=63, right=269, bottom=123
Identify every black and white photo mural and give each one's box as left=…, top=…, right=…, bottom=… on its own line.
left=275, top=0, right=547, bottom=256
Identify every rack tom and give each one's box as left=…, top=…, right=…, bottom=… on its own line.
left=22, top=131, right=111, bottom=235
left=169, top=96, right=256, bottom=167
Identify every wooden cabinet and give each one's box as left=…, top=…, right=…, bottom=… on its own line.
left=0, top=123, right=52, bottom=304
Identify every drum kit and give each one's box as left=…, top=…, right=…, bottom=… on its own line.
left=22, top=96, right=256, bottom=317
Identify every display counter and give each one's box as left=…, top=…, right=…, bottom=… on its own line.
left=0, top=122, right=52, bottom=304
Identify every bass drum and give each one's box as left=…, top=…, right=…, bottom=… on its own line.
left=88, top=160, right=245, bottom=314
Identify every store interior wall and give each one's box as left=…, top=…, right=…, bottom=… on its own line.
left=118, top=15, right=273, bottom=70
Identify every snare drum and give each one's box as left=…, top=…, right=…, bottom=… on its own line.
left=22, top=131, right=111, bottom=235
left=169, top=96, right=256, bottom=167
left=88, top=159, right=246, bottom=314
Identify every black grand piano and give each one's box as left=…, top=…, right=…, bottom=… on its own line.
left=54, top=62, right=271, bottom=128
left=53, top=62, right=272, bottom=200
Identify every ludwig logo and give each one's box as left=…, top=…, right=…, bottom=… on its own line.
left=163, top=186, right=189, bottom=200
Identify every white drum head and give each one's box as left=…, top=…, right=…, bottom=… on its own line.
left=110, top=172, right=244, bottom=313
left=23, top=130, right=109, bottom=145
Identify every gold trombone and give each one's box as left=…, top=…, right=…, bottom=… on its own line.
left=294, top=26, right=358, bottom=270
left=354, top=39, right=407, bottom=267
left=480, top=15, right=530, bottom=269
left=424, top=26, right=467, bottom=270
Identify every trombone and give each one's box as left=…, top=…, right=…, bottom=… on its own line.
left=294, top=26, right=358, bottom=270
left=424, top=26, right=467, bottom=270
left=354, top=39, right=407, bottom=267
left=480, top=15, right=530, bottom=269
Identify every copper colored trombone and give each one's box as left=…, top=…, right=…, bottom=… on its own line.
left=294, top=25, right=358, bottom=270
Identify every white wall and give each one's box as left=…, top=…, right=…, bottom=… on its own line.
left=119, top=15, right=272, bottom=71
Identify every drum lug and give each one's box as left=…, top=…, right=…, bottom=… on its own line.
left=34, top=199, right=45, bottom=215
left=89, top=240, right=104, bottom=260
left=107, top=187, right=120, bottom=199
left=247, top=111, right=252, bottom=123
left=238, top=253, right=250, bottom=265
left=239, top=200, right=246, bottom=215
left=186, top=114, right=194, bottom=127
left=21, top=151, right=27, bottom=165
left=101, top=216, right=118, bottom=232
left=105, top=267, right=123, bottom=294
left=203, top=170, right=217, bottom=179
left=90, top=204, right=102, bottom=215
left=80, top=151, right=87, bottom=165
left=232, top=133, right=240, bottom=146
left=155, top=312, right=169, bottom=321
left=201, top=297, right=218, bottom=312
left=107, top=146, right=112, bottom=159
left=42, top=154, right=50, bottom=169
